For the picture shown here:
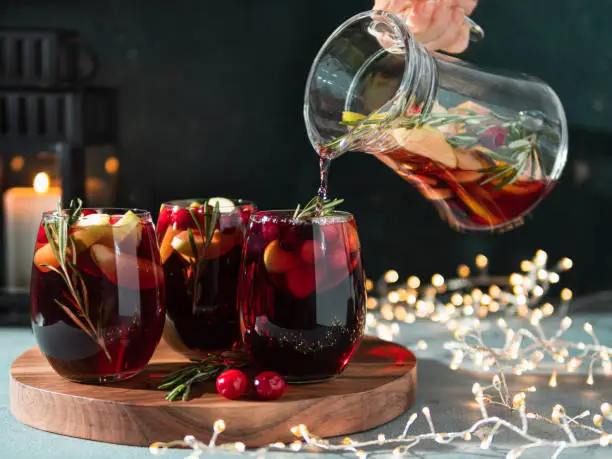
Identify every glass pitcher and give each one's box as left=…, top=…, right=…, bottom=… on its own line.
left=304, top=11, right=567, bottom=232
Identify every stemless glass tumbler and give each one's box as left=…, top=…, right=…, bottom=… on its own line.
left=157, top=198, right=256, bottom=360
left=31, top=208, right=166, bottom=383
left=238, top=210, right=367, bottom=383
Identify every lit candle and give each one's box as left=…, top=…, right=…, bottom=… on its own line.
left=3, top=173, right=61, bottom=291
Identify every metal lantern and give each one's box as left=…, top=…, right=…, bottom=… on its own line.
left=0, top=28, right=119, bottom=317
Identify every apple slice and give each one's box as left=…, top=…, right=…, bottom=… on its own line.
left=72, top=213, right=114, bottom=252
left=90, top=244, right=164, bottom=290
left=286, top=266, right=316, bottom=298
left=112, top=210, right=142, bottom=245
left=208, top=197, right=235, bottom=213
left=171, top=231, right=204, bottom=261
left=264, top=240, right=299, bottom=273
left=392, top=127, right=457, bottom=168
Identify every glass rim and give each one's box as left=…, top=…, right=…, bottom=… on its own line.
left=250, top=209, right=354, bottom=225
left=160, top=198, right=256, bottom=212
left=42, top=208, right=152, bottom=220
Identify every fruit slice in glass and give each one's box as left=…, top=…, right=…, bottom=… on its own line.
left=238, top=210, right=366, bottom=383
left=156, top=198, right=257, bottom=360
left=30, top=208, right=165, bottom=383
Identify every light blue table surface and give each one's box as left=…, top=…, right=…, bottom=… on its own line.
left=3, top=311, right=612, bottom=459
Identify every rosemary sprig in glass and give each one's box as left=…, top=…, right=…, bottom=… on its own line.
left=293, top=196, right=344, bottom=220
left=39, top=198, right=111, bottom=361
left=185, top=201, right=221, bottom=314
left=328, top=108, right=558, bottom=190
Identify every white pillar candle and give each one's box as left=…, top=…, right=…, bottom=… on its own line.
left=3, top=173, right=61, bottom=291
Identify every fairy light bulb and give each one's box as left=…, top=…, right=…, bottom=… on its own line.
left=457, top=264, right=470, bottom=278
left=407, top=276, right=420, bottom=289
left=213, top=419, right=226, bottom=433
left=561, top=288, right=573, bottom=301
left=397, top=288, right=408, bottom=302
left=541, top=303, right=554, bottom=316
left=475, top=254, right=488, bottom=269
left=561, top=316, right=572, bottom=330
left=451, top=293, right=463, bottom=306
left=536, top=269, right=548, bottom=281
left=365, top=279, right=374, bottom=292
left=489, top=285, right=501, bottom=298
left=384, top=270, right=399, bottom=283
left=367, top=298, right=378, bottom=309
left=509, top=273, right=523, bottom=286
left=535, top=249, right=548, bottom=265
left=548, top=272, right=560, bottom=284
left=560, top=257, right=573, bottom=271
left=431, top=274, right=444, bottom=288
left=520, top=260, right=534, bottom=272
left=532, top=285, right=544, bottom=297
left=584, top=322, right=594, bottom=335
left=388, top=291, right=400, bottom=303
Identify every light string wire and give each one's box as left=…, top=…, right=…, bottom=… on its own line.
left=150, top=250, right=612, bottom=459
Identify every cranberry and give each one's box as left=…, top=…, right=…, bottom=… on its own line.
left=81, top=209, right=97, bottom=217
left=109, top=215, right=122, bottom=224
left=261, top=221, right=279, bottom=241
left=481, top=126, right=508, bottom=149
left=254, top=371, right=287, bottom=400
left=216, top=369, right=249, bottom=400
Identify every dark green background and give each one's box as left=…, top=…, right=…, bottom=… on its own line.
left=2, top=0, right=611, bottom=294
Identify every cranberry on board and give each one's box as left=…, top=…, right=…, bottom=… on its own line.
left=253, top=371, right=287, bottom=400
left=216, top=369, right=249, bottom=400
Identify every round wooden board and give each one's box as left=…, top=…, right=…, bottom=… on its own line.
left=10, top=336, right=416, bottom=447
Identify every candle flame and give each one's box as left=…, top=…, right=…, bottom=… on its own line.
left=33, top=172, right=50, bottom=194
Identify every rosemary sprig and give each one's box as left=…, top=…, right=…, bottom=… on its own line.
left=293, top=196, right=344, bottom=220
left=186, top=201, right=221, bottom=314
left=327, top=108, right=558, bottom=189
left=158, top=352, right=247, bottom=401
left=39, top=198, right=111, bottom=361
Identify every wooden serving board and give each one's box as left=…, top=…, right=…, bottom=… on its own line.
left=10, top=336, right=416, bottom=447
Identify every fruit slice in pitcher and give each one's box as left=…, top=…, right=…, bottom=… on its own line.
left=91, top=244, right=163, bottom=290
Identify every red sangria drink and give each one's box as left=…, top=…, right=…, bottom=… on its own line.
left=30, top=201, right=165, bottom=383
left=157, top=198, right=256, bottom=360
left=238, top=208, right=366, bottom=383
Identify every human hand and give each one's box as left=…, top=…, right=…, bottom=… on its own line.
left=373, top=0, right=479, bottom=53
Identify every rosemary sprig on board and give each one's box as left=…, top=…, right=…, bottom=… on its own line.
left=39, top=198, right=111, bottom=361
left=293, top=196, right=344, bottom=220
left=158, top=352, right=247, bottom=401
left=328, top=108, right=558, bottom=189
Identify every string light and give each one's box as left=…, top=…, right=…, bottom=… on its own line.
left=384, top=270, right=399, bottom=283
left=152, top=250, right=612, bottom=459
left=474, top=254, right=488, bottom=269
left=407, top=276, right=420, bottom=289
